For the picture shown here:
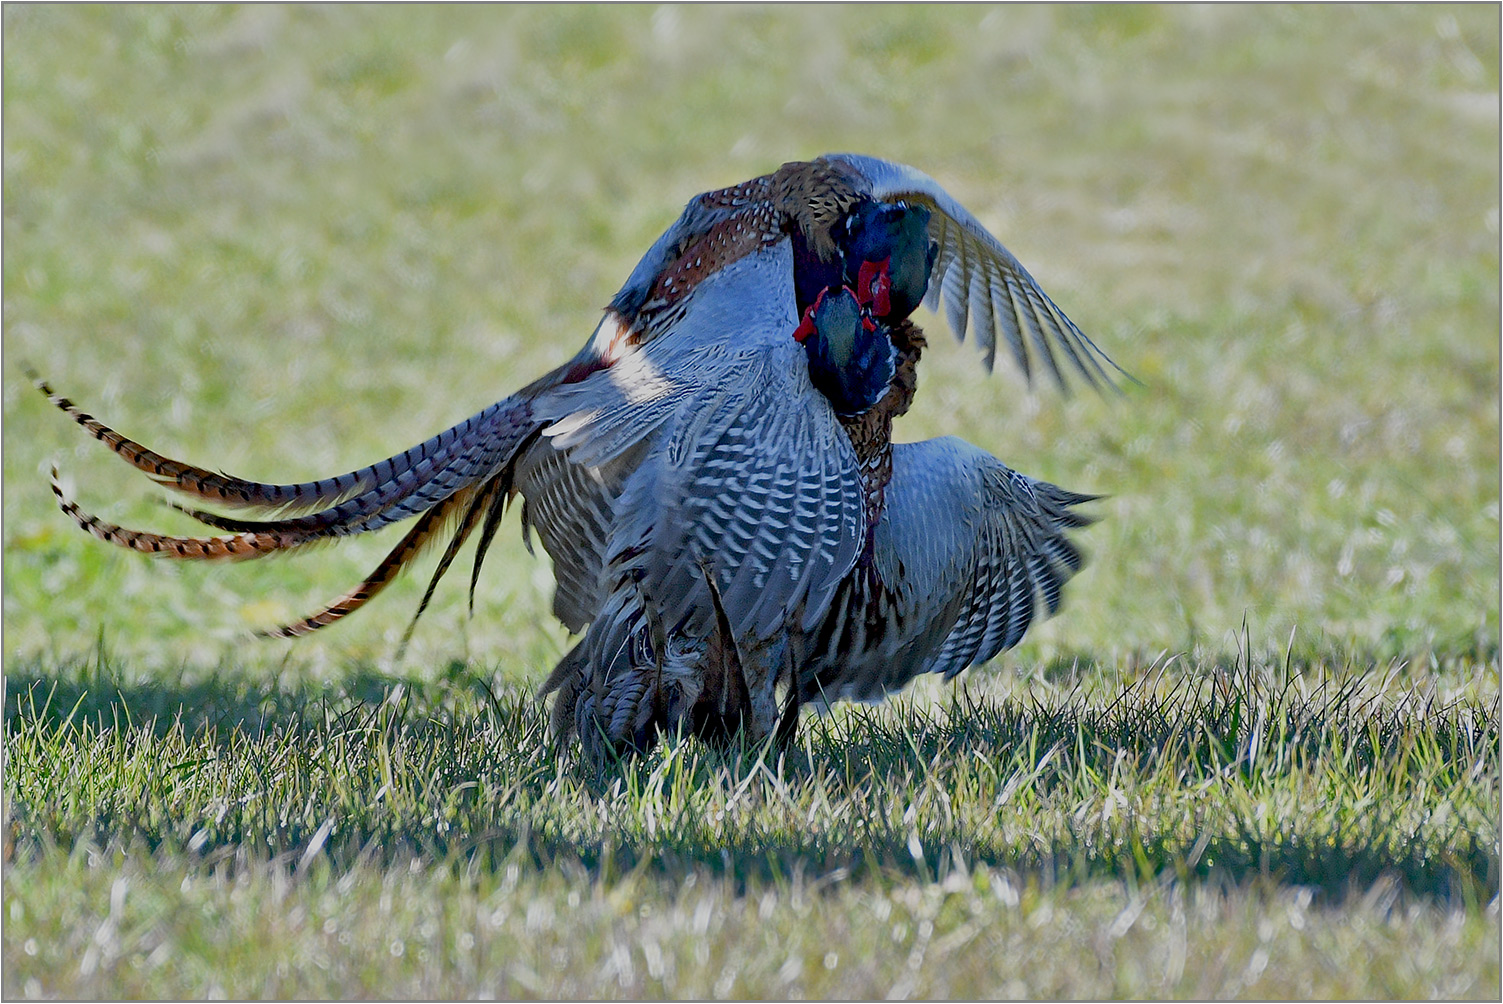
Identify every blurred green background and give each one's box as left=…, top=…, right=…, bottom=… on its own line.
left=4, top=4, right=1498, bottom=680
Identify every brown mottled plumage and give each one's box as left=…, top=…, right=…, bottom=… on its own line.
left=773, top=157, right=864, bottom=258
left=625, top=160, right=863, bottom=342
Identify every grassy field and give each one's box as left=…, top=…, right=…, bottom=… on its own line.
left=4, top=5, right=1499, bottom=998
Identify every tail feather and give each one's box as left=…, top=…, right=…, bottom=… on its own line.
left=165, top=418, right=537, bottom=578
left=50, top=465, right=316, bottom=560
left=398, top=476, right=505, bottom=651
left=165, top=396, right=541, bottom=545
left=257, top=484, right=484, bottom=640
left=36, top=376, right=398, bottom=513
left=468, top=490, right=512, bottom=616
left=35, top=374, right=539, bottom=537
left=47, top=390, right=543, bottom=566
left=38, top=366, right=583, bottom=644
left=466, top=435, right=534, bottom=615
left=284, top=421, right=522, bottom=537
left=164, top=500, right=296, bottom=532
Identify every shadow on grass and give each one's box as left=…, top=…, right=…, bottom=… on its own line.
left=5, top=654, right=1499, bottom=905
left=3, top=655, right=479, bottom=737
left=15, top=800, right=1496, bottom=909
left=378, top=816, right=1503, bottom=907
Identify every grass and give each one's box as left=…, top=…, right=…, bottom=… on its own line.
left=3, top=5, right=1499, bottom=998
left=5, top=647, right=1499, bottom=997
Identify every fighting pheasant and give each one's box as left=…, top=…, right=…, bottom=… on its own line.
left=38, top=154, right=1118, bottom=757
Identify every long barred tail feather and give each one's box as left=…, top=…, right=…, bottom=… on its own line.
left=397, top=476, right=505, bottom=653
left=265, top=419, right=522, bottom=539
left=50, top=464, right=321, bottom=560
left=177, top=439, right=529, bottom=645
left=36, top=374, right=404, bottom=513
left=259, top=435, right=544, bottom=644
left=34, top=373, right=546, bottom=542
left=38, top=368, right=569, bottom=645
left=38, top=371, right=557, bottom=566
left=161, top=409, right=531, bottom=544
left=163, top=500, right=295, bottom=532
left=257, top=484, right=485, bottom=639
left=466, top=432, right=536, bottom=615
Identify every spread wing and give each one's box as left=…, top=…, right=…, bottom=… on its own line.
left=823, top=153, right=1127, bottom=391
left=878, top=437, right=1098, bottom=684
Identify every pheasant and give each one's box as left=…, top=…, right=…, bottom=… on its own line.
left=38, top=154, right=1119, bottom=756
left=533, top=201, right=1099, bottom=756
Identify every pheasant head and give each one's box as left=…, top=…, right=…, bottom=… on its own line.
left=792, top=285, right=896, bottom=417
left=837, top=200, right=937, bottom=323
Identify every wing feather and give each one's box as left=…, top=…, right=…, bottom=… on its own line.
left=609, top=340, right=865, bottom=646
left=854, top=438, right=1098, bottom=688
left=820, top=153, right=1129, bottom=391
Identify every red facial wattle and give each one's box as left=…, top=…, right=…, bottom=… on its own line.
left=793, top=284, right=881, bottom=344
left=856, top=257, right=893, bottom=317
left=792, top=310, right=817, bottom=344
left=793, top=286, right=833, bottom=343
